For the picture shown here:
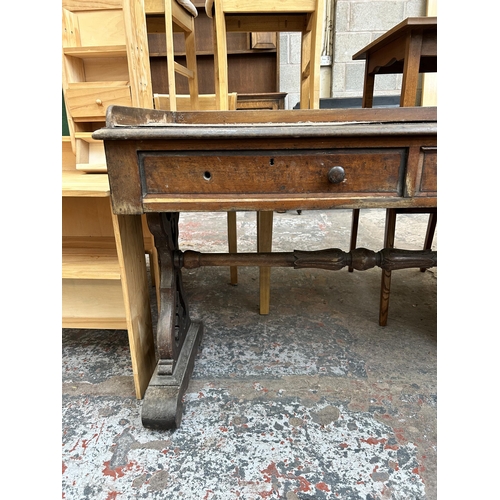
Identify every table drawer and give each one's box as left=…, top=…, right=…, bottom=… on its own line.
left=140, top=148, right=407, bottom=197
left=418, top=147, right=437, bottom=194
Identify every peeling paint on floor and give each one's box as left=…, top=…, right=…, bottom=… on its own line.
left=62, top=209, right=436, bottom=499
left=63, top=389, right=426, bottom=500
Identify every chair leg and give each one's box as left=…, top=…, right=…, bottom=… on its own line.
left=257, top=211, right=273, bottom=315
left=379, top=208, right=397, bottom=326
left=212, top=3, right=229, bottom=110
left=300, top=30, right=312, bottom=109
left=227, top=212, right=237, bottom=285
left=348, top=209, right=360, bottom=272
left=183, top=22, right=199, bottom=109
left=420, top=210, right=437, bottom=271
left=164, top=0, right=178, bottom=111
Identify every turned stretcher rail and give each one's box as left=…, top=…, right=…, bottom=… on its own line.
left=178, top=247, right=437, bottom=272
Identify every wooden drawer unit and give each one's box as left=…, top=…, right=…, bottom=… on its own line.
left=65, top=83, right=132, bottom=121
left=140, top=148, right=407, bottom=197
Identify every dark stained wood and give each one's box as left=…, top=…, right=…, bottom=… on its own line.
left=94, top=107, right=436, bottom=214
left=180, top=248, right=436, bottom=272
left=95, top=105, right=437, bottom=428
left=418, top=146, right=437, bottom=194
left=380, top=208, right=397, bottom=326
left=353, top=17, right=437, bottom=108
left=140, top=148, right=406, bottom=195
left=141, top=212, right=204, bottom=430
left=351, top=17, right=438, bottom=326
left=97, top=104, right=436, bottom=127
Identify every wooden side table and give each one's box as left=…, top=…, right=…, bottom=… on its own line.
left=351, top=16, right=437, bottom=325
left=352, top=17, right=437, bottom=108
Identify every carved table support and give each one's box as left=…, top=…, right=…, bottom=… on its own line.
left=142, top=219, right=435, bottom=430
left=180, top=247, right=437, bottom=272
left=142, top=213, right=203, bottom=430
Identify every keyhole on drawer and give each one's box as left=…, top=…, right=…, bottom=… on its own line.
left=203, top=171, right=212, bottom=181
left=269, top=158, right=275, bottom=166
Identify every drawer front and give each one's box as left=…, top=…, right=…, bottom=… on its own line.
left=66, top=85, right=132, bottom=119
left=140, top=148, right=407, bottom=197
left=418, top=147, right=437, bottom=194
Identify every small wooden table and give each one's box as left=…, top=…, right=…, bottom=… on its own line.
left=94, top=105, right=437, bottom=429
left=351, top=17, right=437, bottom=325
left=352, top=17, right=437, bottom=108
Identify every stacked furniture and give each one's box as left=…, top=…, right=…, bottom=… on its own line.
left=62, top=138, right=156, bottom=399
left=62, top=0, right=157, bottom=398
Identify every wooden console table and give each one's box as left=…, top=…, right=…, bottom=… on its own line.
left=94, top=105, right=437, bottom=429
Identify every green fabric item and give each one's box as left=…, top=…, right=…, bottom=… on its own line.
left=62, top=91, right=69, bottom=136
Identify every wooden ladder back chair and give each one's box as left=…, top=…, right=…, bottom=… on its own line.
left=147, top=0, right=200, bottom=111
left=205, top=0, right=326, bottom=315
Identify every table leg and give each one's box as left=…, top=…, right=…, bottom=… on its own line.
left=257, top=211, right=273, bottom=315
left=379, top=208, right=397, bottom=326
left=421, top=211, right=437, bottom=272
left=348, top=208, right=360, bottom=272
left=141, top=212, right=203, bottom=430
left=400, top=31, right=423, bottom=107
left=361, top=61, right=375, bottom=108
left=227, top=211, right=238, bottom=285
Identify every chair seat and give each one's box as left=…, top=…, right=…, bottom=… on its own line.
left=205, top=0, right=318, bottom=16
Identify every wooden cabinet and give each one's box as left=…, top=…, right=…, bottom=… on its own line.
left=62, top=137, right=156, bottom=399
left=62, top=0, right=153, bottom=172
left=62, top=1, right=158, bottom=398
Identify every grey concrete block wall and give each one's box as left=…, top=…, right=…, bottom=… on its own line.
left=279, top=0, right=427, bottom=108
left=279, top=33, right=302, bottom=110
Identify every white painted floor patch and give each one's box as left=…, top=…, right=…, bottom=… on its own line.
left=63, top=387, right=425, bottom=499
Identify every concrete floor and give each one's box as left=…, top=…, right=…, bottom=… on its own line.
left=62, top=208, right=437, bottom=499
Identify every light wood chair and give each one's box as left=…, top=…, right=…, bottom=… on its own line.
left=146, top=0, right=200, bottom=111
left=205, top=0, right=326, bottom=314
left=205, top=0, right=325, bottom=110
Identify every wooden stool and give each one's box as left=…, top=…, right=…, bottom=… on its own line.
left=205, top=0, right=326, bottom=314
left=349, top=17, right=437, bottom=326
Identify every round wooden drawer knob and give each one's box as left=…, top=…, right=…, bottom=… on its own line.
left=96, top=99, right=103, bottom=106
left=327, top=166, right=345, bottom=184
